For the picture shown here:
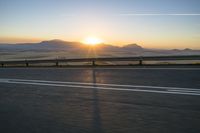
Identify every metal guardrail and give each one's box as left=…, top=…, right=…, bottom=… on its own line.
left=0, top=55, right=200, bottom=67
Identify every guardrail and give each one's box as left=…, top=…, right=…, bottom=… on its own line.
left=0, top=55, right=200, bottom=67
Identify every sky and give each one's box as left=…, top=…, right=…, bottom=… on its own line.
left=0, top=0, right=200, bottom=49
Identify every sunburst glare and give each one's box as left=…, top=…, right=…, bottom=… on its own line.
left=82, top=36, right=104, bottom=46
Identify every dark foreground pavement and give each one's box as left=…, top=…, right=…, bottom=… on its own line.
left=0, top=67, right=200, bottom=133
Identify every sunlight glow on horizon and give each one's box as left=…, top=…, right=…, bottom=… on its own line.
left=82, top=36, right=104, bottom=46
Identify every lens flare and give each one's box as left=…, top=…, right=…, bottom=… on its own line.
left=83, top=37, right=103, bottom=46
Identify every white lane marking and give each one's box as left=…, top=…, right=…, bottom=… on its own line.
left=0, top=78, right=200, bottom=96
left=2, top=78, right=200, bottom=92
left=168, top=89, right=200, bottom=94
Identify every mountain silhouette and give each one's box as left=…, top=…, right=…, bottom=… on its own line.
left=0, top=40, right=199, bottom=58
left=123, top=44, right=143, bottom=51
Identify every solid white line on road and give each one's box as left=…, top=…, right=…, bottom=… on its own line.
left=1, top=78, right=200, bottom=92
left=168, top=89, right=200, bottom=94
left=0, top=78, right=200, bottom=96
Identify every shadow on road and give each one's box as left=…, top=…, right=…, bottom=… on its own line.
left=92, top=69, right=104, bottom=133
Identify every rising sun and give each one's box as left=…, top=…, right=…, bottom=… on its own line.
left=83, top=37, right=103, bottom=46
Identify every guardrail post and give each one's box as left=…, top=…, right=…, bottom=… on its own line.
left=56, top=61, right=59, bottom=67
left=139, top=57, right=143, bottom=66
left=1, top=63, right=4, bottom=67
left=92, top=60, right=96, bottom=66
left=26, top=62, right=29, bottom=67
left=139, top=60, right=143, bottom=65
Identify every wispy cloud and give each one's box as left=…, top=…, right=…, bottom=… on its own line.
left=119, top=13, right=200, bottom=16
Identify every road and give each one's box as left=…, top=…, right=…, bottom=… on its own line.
left=0, top=67, right=200, bottom=133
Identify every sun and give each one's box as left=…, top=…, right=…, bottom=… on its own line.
left=83, top=37, right=103, bottom=46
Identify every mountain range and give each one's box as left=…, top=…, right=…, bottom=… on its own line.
left=0, top=39, right=144, bottom=51
left=0, top=39, right=199, bottom=60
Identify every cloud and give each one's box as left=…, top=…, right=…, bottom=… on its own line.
left=119, top=13, right=200, bottom=16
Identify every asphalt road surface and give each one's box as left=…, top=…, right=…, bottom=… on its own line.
left=0, top=67, right=200, bottom=133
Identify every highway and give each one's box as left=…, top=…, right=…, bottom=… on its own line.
left=0, top=67, right=200, bottom=133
